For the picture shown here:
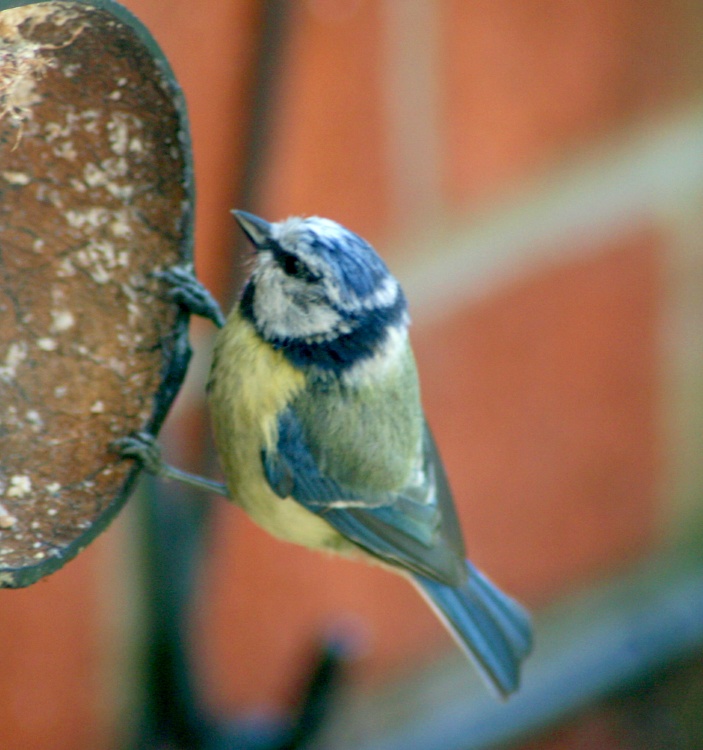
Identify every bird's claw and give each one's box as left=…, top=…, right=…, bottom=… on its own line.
left=154, top=265, right=226, bottom=328
left=111, top=431, right=165, bottom=476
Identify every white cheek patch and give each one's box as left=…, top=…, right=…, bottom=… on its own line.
left=281, top=303, right=344, bottom=340
left=253, top=263, right=345, bottom=340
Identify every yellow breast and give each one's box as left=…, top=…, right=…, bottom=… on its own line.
left=207, top=309, right=356, bottom=553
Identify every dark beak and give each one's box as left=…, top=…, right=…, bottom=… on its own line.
left=232, top=210, right=273, bottom=250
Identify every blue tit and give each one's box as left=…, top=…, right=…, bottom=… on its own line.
left=206, top=210, right=532, bottom=698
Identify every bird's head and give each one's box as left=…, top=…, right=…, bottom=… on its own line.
left=234, top=210, right=409, bottom=374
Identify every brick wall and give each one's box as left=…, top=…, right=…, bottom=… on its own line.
left=1, top=1, right=702, bottom=748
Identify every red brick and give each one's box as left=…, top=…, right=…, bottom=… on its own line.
left=121, top=0, right=261, bottom=301
left=259, top=2, right=390, bottom=241
left=414, top=229, right=663, bottom=601
left=440, top=0, right=702, bottom=208
left=194, top=509, right=442, bottom=711
left=0, top=531, right=119, bottom=750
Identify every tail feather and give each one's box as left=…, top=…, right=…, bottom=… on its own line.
left=466, top=562, right=532, bottom=660
left=413, top=562, right=532, bottom=698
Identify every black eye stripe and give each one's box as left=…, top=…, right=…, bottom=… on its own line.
left=276, top=250, right=319, bottom=283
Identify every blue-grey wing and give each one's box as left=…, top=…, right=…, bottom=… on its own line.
left=263, top=406, right=467, bottom=586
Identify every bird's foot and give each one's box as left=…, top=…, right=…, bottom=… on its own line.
left=112, top=431, right=231, bottom=497
left=155, top=265, right=226, bottom=328
left=111, top=431, right=165, bottom=476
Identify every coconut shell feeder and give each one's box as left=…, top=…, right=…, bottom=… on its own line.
left=0, top=0, right=195, bottom=586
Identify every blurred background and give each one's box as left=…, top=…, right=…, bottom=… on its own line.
left=3, top=0, right=703, bottom=748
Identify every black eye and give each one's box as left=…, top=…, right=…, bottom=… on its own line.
left=279, top=252, right=318, bottom=283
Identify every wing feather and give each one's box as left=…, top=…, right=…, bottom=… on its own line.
left=263, top=406, right=467, bottom=586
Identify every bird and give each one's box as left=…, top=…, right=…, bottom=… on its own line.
left=201, top=210, right=533, bottom=698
